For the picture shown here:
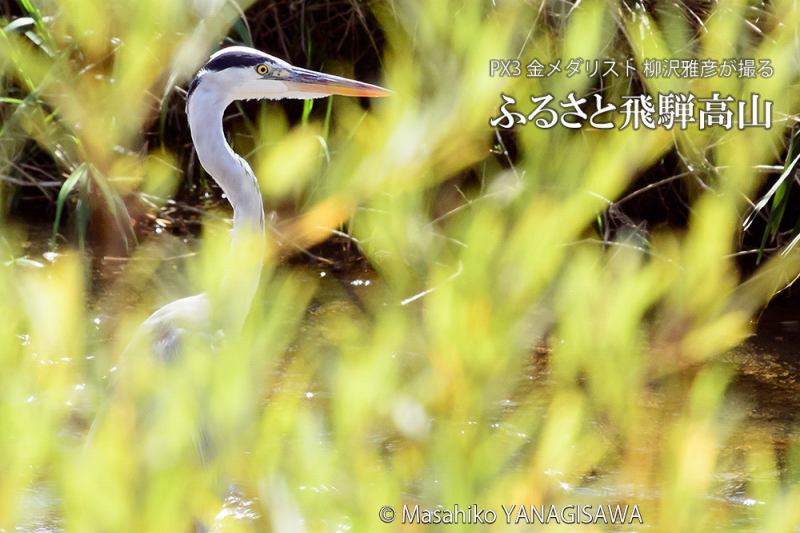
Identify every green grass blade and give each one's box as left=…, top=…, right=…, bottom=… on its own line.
left=322, top=96, right=333, bottom=141
left=755, top=128, right=800, bottom=261
left=232, top=14, right=253, bottom=47
left=301, top=99, right=314, bottom=126
left=75, top=195, right=88, bottom=253
left=51, top=163, right=88, bottom=250
left=743, top=151, right=800, bottom=232
left=91, top=171, right=134, bottom=253
left=11, top=0, right=54, bottom=56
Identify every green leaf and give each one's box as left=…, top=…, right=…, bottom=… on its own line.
left=232, top=15, right=253, bottom=48
left=756, top=128, right=800, bottom=262
left=51, top=163, right=88, bottom=250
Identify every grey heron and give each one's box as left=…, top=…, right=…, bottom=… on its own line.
left=135, top=46, right=390, bottom=356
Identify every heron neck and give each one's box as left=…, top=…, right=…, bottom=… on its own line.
left=187, top=90, right=265, bottom=238
left=186, top=87, right=266, bottom=332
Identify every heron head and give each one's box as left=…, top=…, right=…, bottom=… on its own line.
left=187, top=46, right=391, bottom=104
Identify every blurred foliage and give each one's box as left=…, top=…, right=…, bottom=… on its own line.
left=1, top=0, right=800, bottom=532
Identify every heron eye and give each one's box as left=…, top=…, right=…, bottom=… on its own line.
left=256, top=64, right=270, bottom=76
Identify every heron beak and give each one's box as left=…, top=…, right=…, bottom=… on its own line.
left=285, top=66, right=391, bottom=97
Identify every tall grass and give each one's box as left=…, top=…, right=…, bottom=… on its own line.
left=1, top=0, right=800, bottom=531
